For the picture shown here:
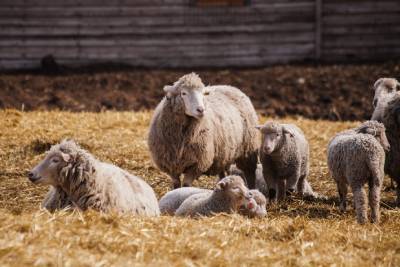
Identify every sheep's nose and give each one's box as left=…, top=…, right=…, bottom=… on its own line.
left=196, top=107, right=204, bottom=114
left=28, top=172, right=35, bottom=181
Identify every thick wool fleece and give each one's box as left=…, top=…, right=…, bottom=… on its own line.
left=148, top=76, right=260, bottom=188
left=159, top=187, right=209, bottom=215
left=45, top=141, right=160, bottom=216
left=259, top=123, right=314, bottom=201
left=327, top=121, right=387, bottom=223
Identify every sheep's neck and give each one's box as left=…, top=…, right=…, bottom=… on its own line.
left=210, top=190, right=238, bottom=213
left=60, top=160, right=102, bottom=209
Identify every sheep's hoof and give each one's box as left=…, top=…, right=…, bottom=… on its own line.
left=357, top=217, right=368, bottom=224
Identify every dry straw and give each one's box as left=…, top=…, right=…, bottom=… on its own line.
left=0, top=110, right=399, bottom=266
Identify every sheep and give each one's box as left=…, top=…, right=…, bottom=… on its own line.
left=371, top=88, right=400, bottom=205
left=370, top=78, right=400, bottom=196
left=327, top=121, right=390, bottom=223
left=371, top=78, right=399, bottom=121
left=239, top=189, right=267, bottom=218
left=175, top=175, right=252, bottom=217
left=148, top=73, right=260, bottom=189
left=28, top=139, right=160, bottom=216
left=159, top=186, right=267, bottom=218
left=159, top=187, right=209, bottom=215
left=256, top=121, right=320, bottom=202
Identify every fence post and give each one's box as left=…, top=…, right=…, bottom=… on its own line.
left=315, top=0, right=322, bottom=61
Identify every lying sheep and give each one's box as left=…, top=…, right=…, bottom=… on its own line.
left=239, top=189, right=267, bottom=218
left=159, top=187, right=208, bottom=215
left=148, top=73, right=260, bottom=189
left=175, top=175, right=252, bottom=217
left=327, top=121, right=389, bottom=223
left=28, top=140, right=160, bottom=216
left=256, top=121, right=319, bottom=202
left=159, top=186, right=266, bottom=218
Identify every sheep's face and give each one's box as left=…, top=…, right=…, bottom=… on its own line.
left=28, top=151, right=70, bottom=186
left=372, top=78, right=399, bottom=114
left=163, top=73, right=209, bottom=119
left=256, top=123, right=283, bottom=154
left=216, top=175, right=251, bottom=205
left=241, top=190, right=267, bottom=218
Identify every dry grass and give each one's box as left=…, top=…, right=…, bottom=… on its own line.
left=0, top=110, right=399, bottom=267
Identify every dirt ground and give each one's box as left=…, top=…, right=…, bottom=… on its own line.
left=0, top=110, right=399, bottom=266
left=1, top=61, right=399, bottom=120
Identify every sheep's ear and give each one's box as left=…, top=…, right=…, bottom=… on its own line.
left=282, top=126, right=294, bottom=137
left=216, top=180, right=228, bottom=190
left=60, top=152, right=71, bottom=162
left=163, top=85, right=178, bottom=97
left=203, top=87, right=212, bottom=96
left=374, top=78, right=384, bottom=90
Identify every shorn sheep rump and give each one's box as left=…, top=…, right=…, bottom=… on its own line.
left=28, top=140, right=160, bottom=216
left=370, top=78, right=400, bottom=205
left=327, top=121, right=390, bottom=223
left=175, top=175, right=252, bottom=217
left=148, top=73, right=260, bottom=189
left=256, top=121, right=319, bottom=202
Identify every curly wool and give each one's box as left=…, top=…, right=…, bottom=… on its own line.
left=45, top=140, right=160, bottom=216
left=148, top=74, right=260, bottom=188
left=259, top=122, right=317, bottom=200
left=327, top=121, right=387, bottom=223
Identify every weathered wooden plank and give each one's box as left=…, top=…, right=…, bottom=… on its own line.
left=0, top=32, right=314, bottom=47
left=323, top=14, right=400, bottom=26
left=315, top=0, right=322, bottom=59
left=0, top=23, right=315, bottom=36
left=0, top=43, right=314, bottom=59
left=0, top=3, right=315, bottom=17
left=324, top=1, right=400, bottom=14
left=323, top=37, right=400, bottom=48
left=323, top=25, right=400, bottom=35
left=0, top=0, right=190, bottom=7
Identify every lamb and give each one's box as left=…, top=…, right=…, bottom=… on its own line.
left=28, top=139, right=160, bottom=216
left=148, top=73, right=260, bottom=189
left=175, top=175, right=252, bottom=217
left=159, top=187, right=209, bottom=215
left=159, top=186, right=266, bottom=218
left=327, top=121, right=390, bottom=223
left=256, top=121, right=319, bottom=202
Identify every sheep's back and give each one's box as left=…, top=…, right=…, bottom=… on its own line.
left=159, top=187, right=210, bottom=214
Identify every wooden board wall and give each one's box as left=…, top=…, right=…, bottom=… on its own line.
left=0, top=0, right=398, bottom=69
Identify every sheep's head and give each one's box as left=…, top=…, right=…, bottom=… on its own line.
left=28, top=139, right=78, bottom=186
left=356, top=121, right=390, bottom=152
left=216, top=175, right=251, bottom=208
left=373, top=78, right=399, bottom=107
left=256, top=122, right=293, bottom=154
left=163, top=73, right=210, bottom=119
left=241, top=189, right=267, bottom=218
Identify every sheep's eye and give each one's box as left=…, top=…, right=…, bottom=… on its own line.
left=51, top=158, right=60, bottom=163
left=181, top=92, right=187, bottom=96
left=204, top=91, right=210, bottom=96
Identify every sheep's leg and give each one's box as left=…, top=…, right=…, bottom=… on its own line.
left=368, top=181, right=381, bottom=223
left=276, top=179, right=286, bottom=202
left=264, top=174, right=277, bottom=203
left=182, top=172, right=200, bottom=187
left=218, top=171, right=227, bottom=180
left=351, top=183, right=368, bottom=224
left=337, top=180, right=348, bottom=213
left=236, top=152, right=258, bottom=189
left=171, top=174, right=181, bottom=189
left=396, top=180, right=400, bottom=207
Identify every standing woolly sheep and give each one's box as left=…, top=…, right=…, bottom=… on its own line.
left=256, top=121, right=319, bottom=202
left=327, top=121, right=390, bottom=223
left=148, top=73, right=260, bottom=189
left=370, top=78, right=400, bottom=201
left=28, top=140, right=160, bottom=216
left=175, top=175, right=252, bottom=217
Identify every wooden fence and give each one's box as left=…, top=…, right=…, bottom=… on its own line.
left=0, top=0, right=399, bottom=69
